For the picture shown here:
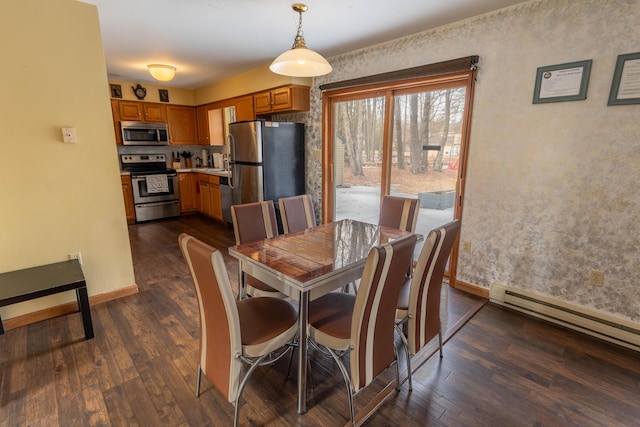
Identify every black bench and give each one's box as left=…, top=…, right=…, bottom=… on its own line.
left=0, top=259, right=94, bottom=339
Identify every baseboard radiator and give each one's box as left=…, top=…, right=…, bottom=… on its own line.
left=490, top=283, right=640, bottom=352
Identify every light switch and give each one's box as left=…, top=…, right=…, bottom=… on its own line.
left=62, top=127, right=77, bottom=144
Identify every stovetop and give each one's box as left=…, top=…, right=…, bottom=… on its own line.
left=121, top=153, right=175, bottom=175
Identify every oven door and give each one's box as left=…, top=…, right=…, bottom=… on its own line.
left=131, top=173, right=179, bottom=204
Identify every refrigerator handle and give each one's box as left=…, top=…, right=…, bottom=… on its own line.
left=228, top=133, right=235, bottom=190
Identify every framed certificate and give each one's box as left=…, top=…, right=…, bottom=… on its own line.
left=533, top=60, right=592, bottom=104
left=608, top=52, right=640, bottom=105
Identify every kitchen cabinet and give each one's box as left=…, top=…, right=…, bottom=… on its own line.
left=197, top=173, right=222, bottom=221
left=111, top=99, right=122, bottom=145
left=197, top=104, right=235, bottom=146
left=196, top=105, right=210, bottom=145
left=121, top=175, right=135, bottom=223
left=166, top=105, right=198, bottom=145
left=178, top=172, right=197, bottom=213
left=234, top=95, right=255, bottom=121
left=118, top=100, right=166, bottom=122
left=253, top=85, right=310, bottom=115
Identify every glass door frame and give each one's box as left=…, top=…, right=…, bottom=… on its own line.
left=321, top=70, right=477, bottom=282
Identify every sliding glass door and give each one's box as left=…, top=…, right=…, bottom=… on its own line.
left=323, top=72, right=476, bottom=280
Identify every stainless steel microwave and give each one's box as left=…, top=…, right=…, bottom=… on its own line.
left=121, top=121, right=169, bottom=145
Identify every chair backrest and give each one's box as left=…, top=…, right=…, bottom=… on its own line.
left=378, top=195, right=420, bottom=232
left=407, top=219, right=461, bottom=355
left=231, top=201, right=279, bottom=245
left=350, top=233, right=417, bottom=392
left=178, top=233, right=242, bottom=403
left=279, top=194, right=317, bottom=234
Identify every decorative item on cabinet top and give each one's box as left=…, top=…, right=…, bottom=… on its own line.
left=132, top=83, right=147, bottom=100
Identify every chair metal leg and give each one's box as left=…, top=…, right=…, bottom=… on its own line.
left=196, top=364, right=202, bottom=397
left=325, top=347, right=355, bottom=426
left=394, top=323, right=412, bottom=392
left=234, top=353, right=270, bottom=427
left=286, top=340, right=314, bottom=390
left=393, top=345, right=401, bottom=392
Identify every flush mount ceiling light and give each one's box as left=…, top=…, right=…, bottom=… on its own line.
left=147, top=64, right=176, bottom=82
left=270, top=4, right=332, bottom=77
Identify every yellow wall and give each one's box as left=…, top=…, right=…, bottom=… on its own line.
left=0, top=0, right=136, bottom=318
left=108, top=79, right=197, bottom=105
left=108, top=66, right=310, bottom=107
left=194, top=65, right=311, bottom=105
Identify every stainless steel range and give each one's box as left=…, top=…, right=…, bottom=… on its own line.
left=121, top=154, right=180, bottom=222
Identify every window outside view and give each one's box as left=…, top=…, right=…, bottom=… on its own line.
left=334, top=86, right=467, bottom=251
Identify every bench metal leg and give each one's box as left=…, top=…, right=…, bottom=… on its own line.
left=76, top=286, right=94, bottom=339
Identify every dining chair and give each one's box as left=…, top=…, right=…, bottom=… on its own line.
left=278, top=194, right=316, bottom=234
left=307, top=233, right=417, bottom=425
left=178, top=233, right=298, bottom=427
left=395, top=219, right=461, bottom=391
left=231, top=200, right=286, bottom=298
left=378, top=195, right=421, bottom=233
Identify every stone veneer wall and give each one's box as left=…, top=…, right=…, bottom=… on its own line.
left=280, top=0, right=640, bottom=323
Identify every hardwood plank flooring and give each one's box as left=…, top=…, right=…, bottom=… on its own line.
left=1, top=214, right=639, bottom=426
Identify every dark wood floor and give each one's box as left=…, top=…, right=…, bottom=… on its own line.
left=1, top=214, right=639, bottom=426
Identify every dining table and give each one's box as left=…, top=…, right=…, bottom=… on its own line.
left=228, top=218, right=419, bottom=414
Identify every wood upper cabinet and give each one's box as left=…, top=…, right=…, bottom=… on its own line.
left=166, top=105, right=198, bottom=145
left=196, top=105, right=210, bottom=145
left=178, top=172, right=197, bottom=213
left=111, top=99, right=122, bottom=145
left=253, top=85, right=310, bottom=115
left=121, top=175, right=135, bottom=223
left=118, top=101, right=166, bottom=122
left=234, top=96, right=255, bottom=122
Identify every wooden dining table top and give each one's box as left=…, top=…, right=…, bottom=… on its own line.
left=228, top=218, right=417, bottom=294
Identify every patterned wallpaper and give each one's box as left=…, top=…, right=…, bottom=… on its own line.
left=287, top=0, right=640, bottom=323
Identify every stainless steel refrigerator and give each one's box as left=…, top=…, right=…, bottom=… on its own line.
left=228, top=120, right=305, bottom=225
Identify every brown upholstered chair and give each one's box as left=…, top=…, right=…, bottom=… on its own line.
left=395, top=219, right=461, bottom=391
left=178, top=233, right=297, bottom=427
left=307, top=234, right=417, bottom=425
left=231, top=201, right=286, bottom=298
left=278, top=194, right=317, bottom=234
left=378, top=195, right=420, bottom=233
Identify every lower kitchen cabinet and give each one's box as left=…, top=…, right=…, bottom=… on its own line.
left=178, top=172, right=197, bottom=213
left=197, top=173, right=223, bottom=221
left=121, top=175, right=135, bottom=223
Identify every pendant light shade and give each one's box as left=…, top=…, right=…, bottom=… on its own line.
left=270, top=4, right=332, bottom=77
left=148, top=64, right=176, bottom=82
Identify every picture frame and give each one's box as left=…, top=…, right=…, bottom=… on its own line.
left=110, top=84, right=122, bottom=99
left=607, top=52, right=640, bottom=105
left=533, top=59, right=592, bottom=104
left=159, top=89, right=170, bottom=103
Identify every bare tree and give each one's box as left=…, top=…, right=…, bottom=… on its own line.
left=419, top=91, right=432, bottom=172
left=342, top=101, right=364, bottom=176
left=433, top=89, right=452, bottom=171
left=408, top=94, right=422, bottom=174
left=394, top=97, right=404, bottom=170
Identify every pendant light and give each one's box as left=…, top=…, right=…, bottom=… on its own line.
left=148, top=64, right=176, bottom=82
left=270, top=4, right=332, bottom=77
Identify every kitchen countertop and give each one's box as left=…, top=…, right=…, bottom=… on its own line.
left=177, top=168, right=230, bottom=177
left=120, top=169, right=230, bottom=177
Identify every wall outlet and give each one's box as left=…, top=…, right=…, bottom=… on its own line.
left=61, top=127, right=77, bottom=144
left=589, top=269, right=604, bottom=287
left=462, top=241, right=472, bottom=254
left=69, top=252, right=83, bottom=265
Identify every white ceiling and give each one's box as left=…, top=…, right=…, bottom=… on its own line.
left=81, top=0, right=528, bottom=90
